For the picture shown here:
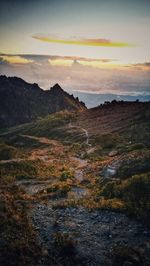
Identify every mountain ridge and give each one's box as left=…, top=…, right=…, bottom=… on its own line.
left=0, top=75, right=86, bottom=128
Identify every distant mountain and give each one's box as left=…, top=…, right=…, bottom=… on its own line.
left=0, top=76, right=86, bottom=127
left=68, top=90, right=150, bottom=108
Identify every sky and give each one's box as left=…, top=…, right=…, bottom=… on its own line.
left=0, top=0, right=150, bottom=97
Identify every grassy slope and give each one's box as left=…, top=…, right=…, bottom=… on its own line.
left=75, top=101, right=150, bottom=145
left=0, top=111, right=87, bottom=144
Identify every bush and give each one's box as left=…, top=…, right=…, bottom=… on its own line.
left=122, top=173, right=150, bottom=222
left=127, top=143, right=145, bottom=152
left=93, top=133, right=125, bottom=150
left=99, top=181, right=121, bottom=199
left=0, top=144, right=18, bottom=160
left=97, top=173, right=150, bottom=223
left=0, top=160, right=37, bottom=180
left=42, top=182, right=71, bottom=198
left=60, top=170, right=74, bottom=181
left=111, top=245, right=144, bottom=266
left=53, top=232, right=76, bottom=256
left=116, top=154, right=150, bottom=179
left=0, top=181, right=43, bottom=265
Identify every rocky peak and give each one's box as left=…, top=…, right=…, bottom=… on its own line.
left=50, top=83, right=64, bottom=94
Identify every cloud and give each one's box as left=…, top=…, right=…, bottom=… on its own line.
left=0, top=54, right=116, bottom=68
left=0, top=55, right=33, bottom=64
left=52, top=56, right=115, bottom=63
left=32, top=34, right=132, bottom=47
left=0, top=56, right=9, bottom=66
left=128, top=62, right=150, bottom=71
left=1, top=53, right=149, bottom=98
left=133, top=62, right=150, bottom=67
left=143, top=63, right=150, bottom=66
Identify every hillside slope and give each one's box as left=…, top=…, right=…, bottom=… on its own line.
left=1, top=100, right=150, bottom=146
left=0, top=76, right=86, bottom=128
left=75, top=100, right=150, bottom=143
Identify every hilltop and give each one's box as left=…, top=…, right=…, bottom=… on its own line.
left=0, top=76, right=86, bottom=128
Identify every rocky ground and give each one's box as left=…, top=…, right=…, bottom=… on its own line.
left=15, top=172, right=150, bottom=266
left=30, top=204, right=150, bottom=266
left=1, top=124, right=150, bottom=265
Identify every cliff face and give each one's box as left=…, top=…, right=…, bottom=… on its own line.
left=0, top=76, right=86, bottom=127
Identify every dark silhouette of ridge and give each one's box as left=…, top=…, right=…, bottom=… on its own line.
left=0, top=75, right=86, bottom=128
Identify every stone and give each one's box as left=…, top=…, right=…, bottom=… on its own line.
left=108, top=150, right=118, bottom=157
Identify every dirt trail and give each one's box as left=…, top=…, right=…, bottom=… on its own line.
left=70, top=156, right=88, bottom=182
left=68, top=123, right=89, bottom=145
left=12, top=134, right=90, bottom=198
left=16, top=179, right=53, bottom=195
left=82, top=128, right=89, bottom=145
left=0, top=158, right=25, bottom=164
left=23, top=132, right=90, bottom=183
left=20, top=134, right=60, bottom=146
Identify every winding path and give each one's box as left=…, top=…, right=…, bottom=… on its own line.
left=68, top=122, right=89, bottom=145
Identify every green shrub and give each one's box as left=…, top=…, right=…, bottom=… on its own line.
left=43, top=182, right=71, bottom=197
left=97, top=173, right=150, bottom=223
left=93, top=133, right=125, bottom=150
left=60, top=170, right=74, bottom=181
left=0, top=181, right=43, bottom=265
left=99, top=181, right=121, bottom=199
left=111, top=245, right=144, bottom=266
left=0, top=160, right=37, bottom=179
left=122, top=173, right=150, bottom=222
left=127, top=143, right=145, bottom=152
left=53, top=232, right=76, bottom=256
left=0, top=144, right=18, bottom=160
left=116, top=155, right=150, bottom=179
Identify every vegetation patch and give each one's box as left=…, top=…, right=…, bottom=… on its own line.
left=92, top=133, right=126, bottom=150
left=95, top=172, right=150, bottom=224
left=110, top=245, right=147, bottom=266
left=0, top=160, right=37, bottom=180
left=39, top=181, right=72, bottom=199
left=53, top=232, right=76, bottom=256
left=60, top=170, right=74, bottom=181
left=0, top=143, right=19, bottom=160
left=0, top=181, right=43, bottom=266
left=116, top=151, right=150, bottom=179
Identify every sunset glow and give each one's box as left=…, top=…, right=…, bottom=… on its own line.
left=0, top=0, right=149, bottom=97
